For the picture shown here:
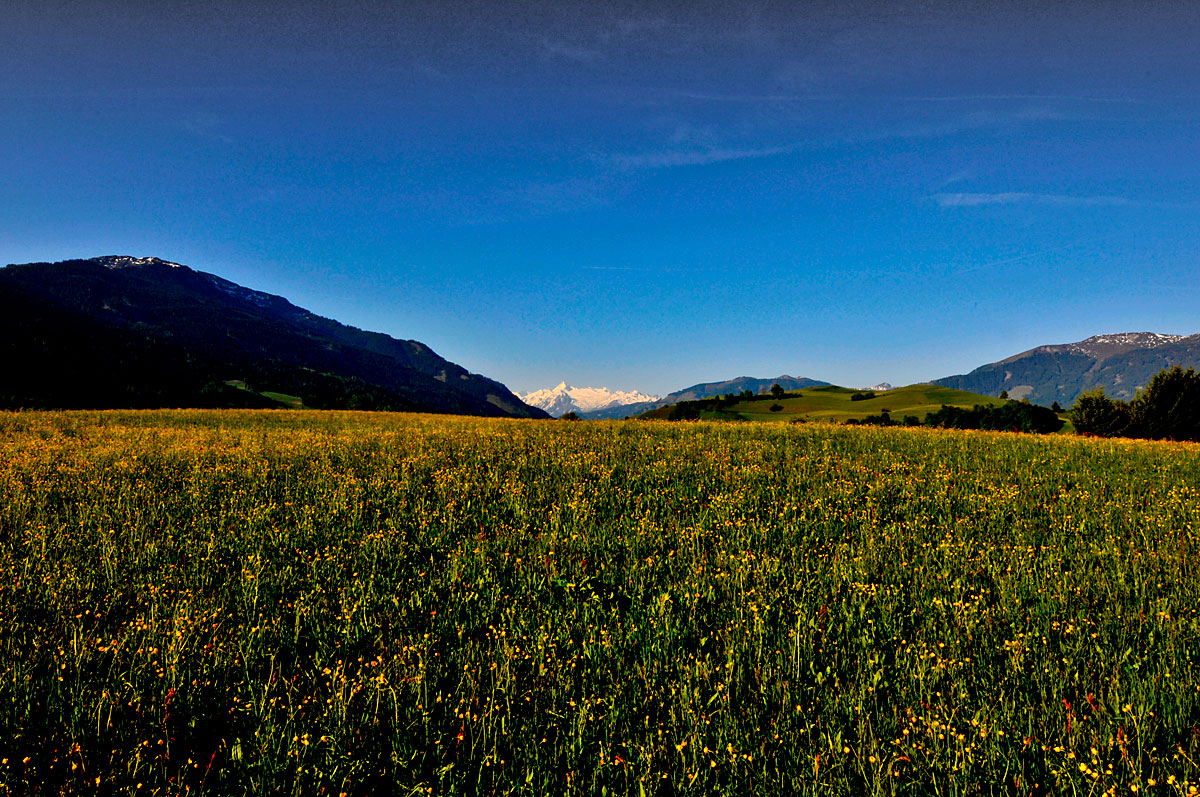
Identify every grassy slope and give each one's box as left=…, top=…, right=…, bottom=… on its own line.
left=225, top=379, right=305, bottom=409
left=259, top=391, right=305, bottom=409
left=643, top=384, right=1010, bottom=423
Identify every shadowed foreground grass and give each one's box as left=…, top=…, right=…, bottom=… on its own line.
left=1, top=410, right=1198, bottom=795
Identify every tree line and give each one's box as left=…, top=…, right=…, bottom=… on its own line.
left=846, top=400, right=1064, bottom=433
left=1070, top=365, right=1200, bottom=441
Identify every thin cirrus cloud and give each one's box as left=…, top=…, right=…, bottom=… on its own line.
left=903, top=94, right=1138, bottom=104
left=670, top=91, right=836, bottom=104
left=539, top=37, right=604, bottom=63
left=934, top=192, right=1137, bottom=208
left=607, top=143, right=797, bottom=170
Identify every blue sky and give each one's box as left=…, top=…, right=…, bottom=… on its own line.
left=2, top=0, right=1198, bottom=396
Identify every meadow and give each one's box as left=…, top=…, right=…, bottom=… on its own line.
left=642, top=384, right=1015, bottom=425
left=1, top=410, right=1198, bottom=795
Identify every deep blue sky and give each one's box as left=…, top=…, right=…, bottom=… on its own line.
left=3, top=0, right=1198, bottom=395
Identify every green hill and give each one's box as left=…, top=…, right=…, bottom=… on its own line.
left=641, top=383, right=1014, bottom=423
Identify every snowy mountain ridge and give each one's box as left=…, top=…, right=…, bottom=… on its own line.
left=520, top=382, right=660, bottom=417
left=95, top=255, right=183, bottom=270
left=1006, top=332, right=1188, bottom=363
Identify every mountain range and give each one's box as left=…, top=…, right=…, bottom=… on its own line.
left=546, top=332, right=1200, bottom=419
left=3, top=256, right=1196, bottom=418
left=932, top=332, right=1200, bottom=406
left=0, top=256, right=548, bottom=417
left=519, top=382, right=659, bottom=418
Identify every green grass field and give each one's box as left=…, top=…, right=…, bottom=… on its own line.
left=738, top=385, right=1008, bottom=422
left=259, top=391, right=305, bottom=409
left=1, top=411, right=1198, bottom=795
left=224, top=381, right=305, bottom=409
left=642, top=384, right=1014, bottom=424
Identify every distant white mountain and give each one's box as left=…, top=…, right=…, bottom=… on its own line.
left=862, top=382, right=894, bottom=392
left=520, top=382, right=660, bottom=418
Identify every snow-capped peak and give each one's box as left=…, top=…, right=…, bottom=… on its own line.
left=1042, top=332, right=1187, bottom=359
left=998, top=331, right=1191, bottom=366
left=521, top=382, right=660, bottom=417
left=95, top=255, right=183, bottom=270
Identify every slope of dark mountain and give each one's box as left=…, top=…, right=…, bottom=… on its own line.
left=934, top=332, right=1200, bottom=406
left=580, top=375, right=829, bottom=419
left=0, top=256, right=548, bottom=417
left=665, top=375, right=829, bottom=402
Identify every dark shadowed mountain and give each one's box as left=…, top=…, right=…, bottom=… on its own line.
left=933, top=332, right=1200, bottom=406
left=0, top=256, right=549, bottom=417
left=580, top=375, right=829, bottom=419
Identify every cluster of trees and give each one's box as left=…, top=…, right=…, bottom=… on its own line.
left=666, top=395, right=739, bottom=420
left=924, top=401, right=1064, bottom=433
left=844, top=412, right=922, bottom=427
left=1070, top=366, right=1200, bottom=441
left=842, top=401, right=1063, bottom=433
left=849, top=391, right=875, bottom=402
left=664, top=385, right=802, bottom=420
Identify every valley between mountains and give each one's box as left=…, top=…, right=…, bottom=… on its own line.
left=3, top=256, right=1198, bottom=419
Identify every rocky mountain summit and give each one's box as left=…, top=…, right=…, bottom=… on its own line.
left=935, top=331, right=1200, bottom=405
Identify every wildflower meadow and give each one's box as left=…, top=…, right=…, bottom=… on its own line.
left=1, top=410, right=1198, bottom=795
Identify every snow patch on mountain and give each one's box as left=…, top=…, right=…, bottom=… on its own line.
left=1010, top=332, right=1188, bottom=362
left=207, top=275, right=278, bottom=308
left=520, top=382, right=660, bottom=417
left=1064, top=332, right=1185, bottom=357
left=96, top=255, right=183, bottom=269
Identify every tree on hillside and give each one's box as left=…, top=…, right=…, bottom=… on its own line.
left=1070, top=389, right=1131, bottom=438
left=1128, top=365, right=1200, bottom=441
left=771, top=383, right=785, bottom=398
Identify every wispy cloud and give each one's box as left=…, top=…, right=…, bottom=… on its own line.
left=904, top=94, right=1137, bottom=104
left=603, top=104, right=1028, bottom=172
left=934, top=192, right=1137, bottom=208
left=932, top=169, right=974, bottom=191
left=608, top=143, right=797, bottom=170
left=671, top=91, right=835, bottom=104
left=946, top=233, right=1126, bottom=276
left=177, top=111, right=234, bottom=143
left=539, top=37, right=603, bottom=63
left=580, top=264, right=713, bottom=274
